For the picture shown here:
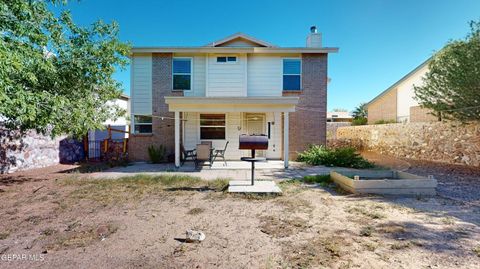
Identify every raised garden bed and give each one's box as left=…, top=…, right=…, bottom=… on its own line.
left=330, top=170, right=437, bottom=196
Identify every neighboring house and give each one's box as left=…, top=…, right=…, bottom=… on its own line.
left=129, top=27, right=338, bottom=168
left=87, top=94, right=130, bottom=159
left=366, top=58, right=437, bottom=124
left=327, top=111, right=352, bottom=122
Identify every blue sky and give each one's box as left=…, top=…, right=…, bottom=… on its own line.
left=57, top=0, right=480, bottom=111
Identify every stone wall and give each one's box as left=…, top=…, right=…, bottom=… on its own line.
left=327, top=122, right=351, bottom=140
left=0, top=127, right=86, bottom=174
left=336, top=121, right=480, bottom=166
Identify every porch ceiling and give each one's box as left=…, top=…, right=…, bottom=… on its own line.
left=164, top=96, right=299, bottom=112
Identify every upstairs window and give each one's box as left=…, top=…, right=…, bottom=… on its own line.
left=216, top=56, right=237, bottom=63
left=134, top=115, right=152, bottom=134
left=173, top=58, right=192, bottom=90
left=283, top=59, right=301, bottom=91
left=200, top=114, right=226, bottom=140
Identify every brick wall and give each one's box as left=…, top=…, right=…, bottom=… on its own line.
left=367, top=89, right=397, bottom=124
left=410, top=106, right=438, bottom=123
left=128, top=53, right=183, bottom=161
left=283, top=53, right=328, bottom=160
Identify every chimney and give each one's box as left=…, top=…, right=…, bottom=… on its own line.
left=306, top=25, right=322, bottom=48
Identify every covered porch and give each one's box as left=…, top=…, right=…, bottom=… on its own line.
left=165, top=96, right=299, bottom=169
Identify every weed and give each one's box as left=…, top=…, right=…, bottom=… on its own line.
left=41, top=228, right=57, bottom=236
left=297, top=145, right=374, bottom=169
left=390, top=241, right=410, bottom=250
left=346, top=206, right=386, bottom=219
left=360, top=226, right=374, bottom=237
left=259, top=215, right=309, bottom=238
left=473, top=246, right=480, bottom=257
left=0, top=232, right=9, bottom=240
left=187, top=208, right=205, bottom=215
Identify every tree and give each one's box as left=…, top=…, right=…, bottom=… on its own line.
left=351, top=103, right=368, bottom=126
left=351, top=103, right=367, bottom=119
left=0, top=0, right=130, bottom=137
left=414, top=20, right=480, bottom=121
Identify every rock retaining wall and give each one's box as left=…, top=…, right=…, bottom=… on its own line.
left=0, top=128, right=85, bottom=174
left=336, top=121, right=480, bottom=166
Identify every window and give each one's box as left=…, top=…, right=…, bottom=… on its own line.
left=173, top=58, right=191, bottom=90
left=283, top=59, right=301, bottom=91
left=134, top=115, right=152, bottom=134
left=200, top=114, right=226, bottom=140
left=216, top=56, right=237, bottom=63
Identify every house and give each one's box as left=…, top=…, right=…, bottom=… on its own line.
left=327, top=111, right=352, bottom=122
left=365, top=58, right=438, bottom=124
left=128, top=27, right=338, bottom=168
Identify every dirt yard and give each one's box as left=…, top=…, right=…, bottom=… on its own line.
left=0, top=163, right=479, bottom=269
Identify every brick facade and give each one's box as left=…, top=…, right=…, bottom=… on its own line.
left=367, top=89, right=397, bottom=124
left=410, top=106, right=438, bottom=123
left=283, top=53, right=328, bottom=160
left=128, top=53, right=183, bottom=161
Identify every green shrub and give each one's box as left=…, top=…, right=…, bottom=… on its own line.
left=351, top=117, right=368, bottom=126
left=374, top=119, right=396, bottom=124
left=297, top=145, right=374, bottom=169
left=148, top=145, right=166, bottom=163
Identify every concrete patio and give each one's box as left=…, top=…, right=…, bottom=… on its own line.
left=87, top=161, right=358, bottom=181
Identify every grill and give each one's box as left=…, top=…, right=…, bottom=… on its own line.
left=239, top=135, right=268, bottom=150
left=239, top=135, right=268, bottom=185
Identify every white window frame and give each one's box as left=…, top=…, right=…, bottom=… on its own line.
left=133, top=115, right=153, bottom=134
left=199, top=113, right=227, bottom=140
left=215, top=55, right=238, bottom=64
left=282, top=58, right=302, bottom=91
left=172, top=57, right=193, bottom=91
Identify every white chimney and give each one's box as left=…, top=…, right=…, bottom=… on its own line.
left=306, top=26, right=322, bottom=48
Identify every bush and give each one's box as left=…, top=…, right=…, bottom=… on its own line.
left=297, top=145, right=374, bottom=169
left=351, top=117, right=368, bottom=126
left=148, top=145, right=166, bottom=163
left=374, top=119, right=396, bottom=124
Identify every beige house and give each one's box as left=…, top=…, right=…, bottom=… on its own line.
left=366, top=58, right=437, bottom=124
left=128, top=27, right=338, bottom=168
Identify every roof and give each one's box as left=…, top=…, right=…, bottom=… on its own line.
left=131, top=32, right=339, bottom=54
left=327, top=111, right=352, bottom=119
left=366, top=57, right=431, bottom=107
left=205, top=32, right=277, bottom=47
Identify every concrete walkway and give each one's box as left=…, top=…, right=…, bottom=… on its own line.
left=87, top=161, right=359, bottom=181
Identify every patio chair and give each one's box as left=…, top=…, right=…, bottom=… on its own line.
left=213, top=141, right=229, bottom=166
left=181, top=144, right=196, bottom=166
left=195, top=144, right=212, bottom=169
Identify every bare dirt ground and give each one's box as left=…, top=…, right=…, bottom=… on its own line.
left=0, top=163, right=480, bottom=268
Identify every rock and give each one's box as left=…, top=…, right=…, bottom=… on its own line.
left=185, top=229, right=205, bottom=243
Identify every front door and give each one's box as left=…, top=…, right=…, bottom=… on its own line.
left=245, top=113, right=266, bottom=157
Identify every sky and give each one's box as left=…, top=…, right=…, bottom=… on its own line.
left=54, top=0, right=480, bottom=111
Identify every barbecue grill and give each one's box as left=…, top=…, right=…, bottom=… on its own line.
left=239, top=134, right=268, bottom=185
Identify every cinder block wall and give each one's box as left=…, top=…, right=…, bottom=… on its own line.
left=367, top=89, right=397, bottom=124
left=284, top=53, right=328, bottom=160
left=128, top=53, right=183, bottom=161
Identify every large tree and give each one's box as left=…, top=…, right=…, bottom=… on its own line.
left=414, top=20, right=480, bottom=121
left=0, top=0, right=130, bottom=137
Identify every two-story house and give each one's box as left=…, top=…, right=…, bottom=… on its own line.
left=128, top=27, right=338, bottom=168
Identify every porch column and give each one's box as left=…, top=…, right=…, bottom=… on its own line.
left=283, top=112, right=289, bottom=169
left=174, top=111, right=180, bottom=168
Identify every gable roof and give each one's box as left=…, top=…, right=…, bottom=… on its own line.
left=366, top=57, right=432, bottom=107
left=205, top=32, right=277, bottom=48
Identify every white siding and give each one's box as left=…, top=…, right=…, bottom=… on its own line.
left=131, top=55, right=152, bottom=115
left=183, top=112, right=281, bottom=160
left=247, top=55, right=283, bottom=97
left=396, top=64, right=428, bottom=122
left=207, top=54, right=247, bottom=97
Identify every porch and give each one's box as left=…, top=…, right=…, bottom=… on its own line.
left=165, top=96, right=299, bottom=169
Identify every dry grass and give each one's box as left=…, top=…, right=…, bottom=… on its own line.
left=187, top=207, right=205, bottom=215
left=46, top=223, right=118, bottom=251
left=346, top=204, right=387, bottom=219
left=282, top=235, right=351, bottom=268
left=259, top=215, right=310, bottom=238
